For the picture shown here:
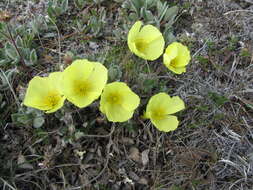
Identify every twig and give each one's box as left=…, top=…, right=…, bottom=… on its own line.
left=0, top=177, right=17, bottom=190
left=6, top=24, right=26, bottom=68
left=145, top=60, right=151, bottom=75
left=0, top=68, right=20, bottom=109
left=69, top=123, right=115, bottom=189
left=224, top=10, right=253, bottom=15
left=80, top=124, right=115, bottom=138
left=15, top=163, right=82, bottom=178
left=192, top=38, right=210, bottom=58
left=47, top=17, right=62, bottom=68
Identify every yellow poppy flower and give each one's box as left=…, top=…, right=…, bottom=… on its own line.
left=127, top=21, right=165, bottom=61
left=62, top=59, right=108, bottom=108
left=144, top=93, right=185, bottom=132
left=24, top=72, right=65, bottom=113
left=163, top=42, right=191, bottom=74
left=100, top=82, right=140, bottom=122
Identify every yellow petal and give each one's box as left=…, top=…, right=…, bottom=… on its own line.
left=145, top=92, right=185, bottom=118
left=127, top=21, right=164, bottom=60
left=141, top=35, right=165, bottom=60
left=128, top=21, right=142, bottom=43
left=172, top=42, right=191, bottom=67
left=24, top=76, right=52, bottom=110
left=137, top=25, right=164, bottom=60
left=163, top=42, right=191, bottom=74
left=137, top=25, right=163, bottom=43
left=163, top=46, right=178, bottom=67
left=63, top=59, right=94, bottom=86
left=151, top=115, right=179, bottom=132
left=67, top=91, right=100, bottom=108
left=86, top=62, right=108, bottom=93
left=45, top=96, right=65, bottom=113
left=121, top=90, right=140, bottom=111
left=166, top=96, right=185, bottom=114
left=104, top=103, right=133, bottom=122
left=99, top=82, right=140, bottom=122
left=24, top=76, right=65, bottom=112
left=167, top=65, right=186, bottom=74
left=62, top=59, right=108, bottom=108
left=103, top=82, right=140, bottom=111
left=127, top=21, right=142, bottom=55
left=146, top=93, right=171, bottom=116
left=48, top=72, right=64, bottom=94
left=129, top=42, right=147, bottom=59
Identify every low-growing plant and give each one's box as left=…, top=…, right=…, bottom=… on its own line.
left=20, top=19, right=190, bottom=133
left=47, top=0, right=69, bottom=21
left=0, top=19, right=38, bottom=67
left=122, top=0, right=179, bottom=43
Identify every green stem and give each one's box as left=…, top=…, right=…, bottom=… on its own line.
left=6, top=24, right=27, bottom=68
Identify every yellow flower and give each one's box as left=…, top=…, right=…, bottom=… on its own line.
left=24, top=72, right=65, bottom=113
left=163, top=42, right=191, bottom=74
left=127, top=21, right=165, bottom=61
left=144, top=93, right=185, bottom=132
left=100, top=82, right=140, bottom=122
left=62, top=59, right=108, bottom=108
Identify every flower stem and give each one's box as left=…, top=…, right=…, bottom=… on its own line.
left=6, top=24, right=27, bottom=69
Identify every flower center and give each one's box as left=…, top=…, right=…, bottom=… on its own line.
left=152, top=108, right=167, bottom=120
left=74, top=80, right=91, bottom=96
left=108, top=93, right=121, bottom=104
left=135, top=39, right=148, bottom=53
left=45, top=92, right=61, bottom=107
left=170, top=58, right=178, bottom=68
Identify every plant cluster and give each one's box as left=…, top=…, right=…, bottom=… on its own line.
left=23, top=20, right=191, bottom=133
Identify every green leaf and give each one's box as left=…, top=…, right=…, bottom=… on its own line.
left=74, top=0, right=85, bottom=9
left=54, top=7, right=62, bottom=16
left=141, top=8, right=154, bottom=21
left=156, top=0, right=163, bottom=12
left=130, top=0, right=142, bottom=15
left=208, top=92, right=229, bottom=107
left=30, top=19, right=39, bottom=34
left=11, top=113, right=33, bottom=125
left=5, top=42, right=19, bottom=60
left=170, top=185, right=184, bottom=190
left=129, top=12, right=138, bottom=21
left=47, top=3, right=55, bottom=19
left=15, top=36, right=23, bottom=48
left=0, top=22, right=4, bottom=31
left=146, top=0, right=156, bottom=8
left=157, top=1, right=168, bottom=22
left=33, top=116, right=45, bottom=128
left=163, top=30, right=176, bottom=44
left=163, top=6, right=179, bottom=23
left=122, top=1, right=131, bottom=9
left=0, top=58, right=11, bottom=66
left=23, top=33, right=35, bottom=48
left=75, top=131, right=85, bottom=140
left=61, top=0, right=69, bottom=13
left=30, top=49, right=37, bottom=64
left=21, top=48, right=32, bottom=60
left=108, top=65, right=122, bottom=81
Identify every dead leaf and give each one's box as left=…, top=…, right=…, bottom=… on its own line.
left=18, top=154, right=34, bottom=170
left=129, top=147, right=141, bottom=162
left=138, top=177, right=148, bottom=185
left=141, top=149, right=149, bottom=166
left=120, top=137, right=134, bottom=145
left=129, top=171, right=140, bottom=181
